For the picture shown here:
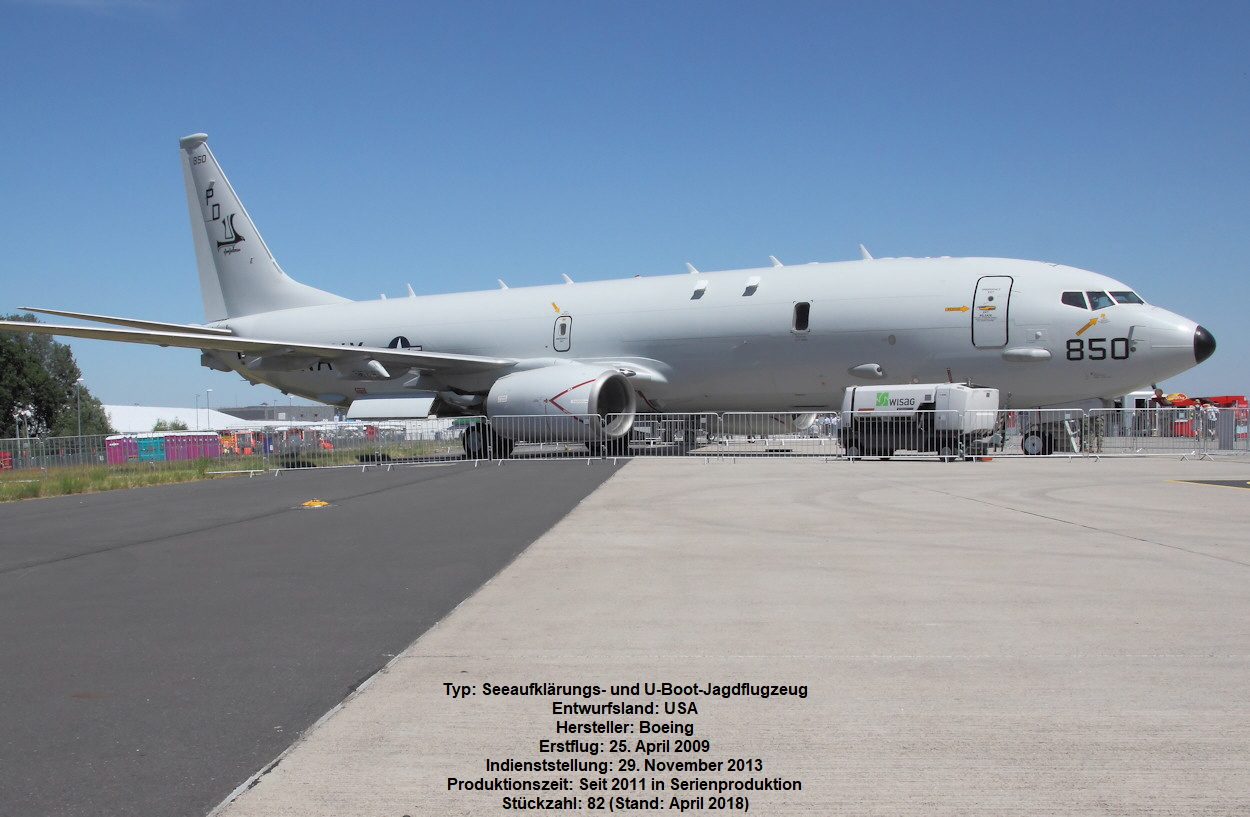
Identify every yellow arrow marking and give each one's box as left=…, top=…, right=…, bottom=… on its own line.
left=551, top=302, right=561, bottom=313
left=945, top=306, right=969, bottom=312
left=1075, top=317, right=1098, bottom=336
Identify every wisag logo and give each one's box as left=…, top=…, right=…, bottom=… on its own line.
left=875, top=391, right=917, bottom=408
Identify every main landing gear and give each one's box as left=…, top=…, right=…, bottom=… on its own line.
left=462, top=423, right=514, bottom=459
left=1021, top=431, right=1053, bottom=456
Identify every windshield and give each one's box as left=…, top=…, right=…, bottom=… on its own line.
left=1062, top=291, right=1087, bottom=309
left=1087, top=291, right=1115, bottom=309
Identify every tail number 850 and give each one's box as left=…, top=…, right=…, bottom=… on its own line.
left=1067, top=337, right=1132, bottom=361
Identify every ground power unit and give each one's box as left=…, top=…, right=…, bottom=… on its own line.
left=840, top=383, right=1001, bottom=460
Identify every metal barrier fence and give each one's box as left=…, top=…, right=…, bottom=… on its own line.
left=0, top=434, right=112, bottom=471
left=0, top=408, right=1245, bottom=475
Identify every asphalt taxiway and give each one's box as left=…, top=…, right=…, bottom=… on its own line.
left=0, top=461, right=621, bottom=817
left=210, top=456, right=1250, bottom=816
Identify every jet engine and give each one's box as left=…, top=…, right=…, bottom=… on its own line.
left=485, top=363, right=637, bottom=443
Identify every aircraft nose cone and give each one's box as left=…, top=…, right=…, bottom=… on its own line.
left=1194, top=325, right=1216, bottom=364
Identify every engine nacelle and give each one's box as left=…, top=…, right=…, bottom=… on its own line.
left=486, top=364, right=636, bottom=443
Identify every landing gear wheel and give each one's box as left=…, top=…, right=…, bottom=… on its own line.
left=1022, top=431, right=1053, bottom=456
left=462, top=423, right=513, bottom=458
left=462, top=424, right=487, bottom=458
left=938, top=444, right=956, bottom=462
left=490, top=431, right=514, bottom=459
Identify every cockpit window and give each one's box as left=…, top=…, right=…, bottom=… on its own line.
left=1087, top=291, right=1115, bottom=309
left=1062, top=291, right=1088, bottom=309
left=1110, top=291, right=1145, bottom=305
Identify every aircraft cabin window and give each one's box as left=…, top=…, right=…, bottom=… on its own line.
left=1087, top=291, right=1115, bottom=309
left=793, top=302, right=810, bottom=332
left=1062, top=291, right=1088, bottom=309
left=1111, top=291, right=1145, bottom=305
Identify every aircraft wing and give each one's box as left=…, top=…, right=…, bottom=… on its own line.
left=20, top=306, right=237, bottom=336
left=0, top=319, right=516, bottom=376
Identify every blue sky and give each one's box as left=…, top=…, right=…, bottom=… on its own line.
left=1, top=0, right=1246, bottom=408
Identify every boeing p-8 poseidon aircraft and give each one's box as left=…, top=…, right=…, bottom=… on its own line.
left=2, top=134, right=1215, bottom=455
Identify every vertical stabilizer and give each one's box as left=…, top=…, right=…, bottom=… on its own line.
left=179, top=134, right=350, bottom=321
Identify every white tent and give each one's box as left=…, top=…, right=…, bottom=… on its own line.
left=103, top=405, right=273, bottom=434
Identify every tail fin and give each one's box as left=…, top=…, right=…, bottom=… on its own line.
left=179, top=134, right=349, bottom=321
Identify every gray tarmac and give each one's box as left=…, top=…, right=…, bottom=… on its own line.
left=206, top=456, right=1250, bottom=817
left=0, top=461, right=621, bottom=817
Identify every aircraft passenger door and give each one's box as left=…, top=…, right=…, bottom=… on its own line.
left=553, top=315, right=572, bottom=352
left=972, top=276, right=1012, bottom=348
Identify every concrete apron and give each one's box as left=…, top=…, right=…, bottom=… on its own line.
left=214, top=457, right=1250, bottom=816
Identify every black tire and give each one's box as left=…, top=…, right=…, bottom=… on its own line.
left=462, top=424, right=487, bottom=458
left=1022, top=431, right=1053, bottom=456
left=489, top=430, right=514, bottom=459
left=462, top=423, right=513, bottom=458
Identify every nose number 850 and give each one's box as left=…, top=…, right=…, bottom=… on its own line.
left=1067, top=337, right=1132, bottom=361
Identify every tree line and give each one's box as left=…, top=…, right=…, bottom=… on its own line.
left=2, top=314, right=115, bottom=438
